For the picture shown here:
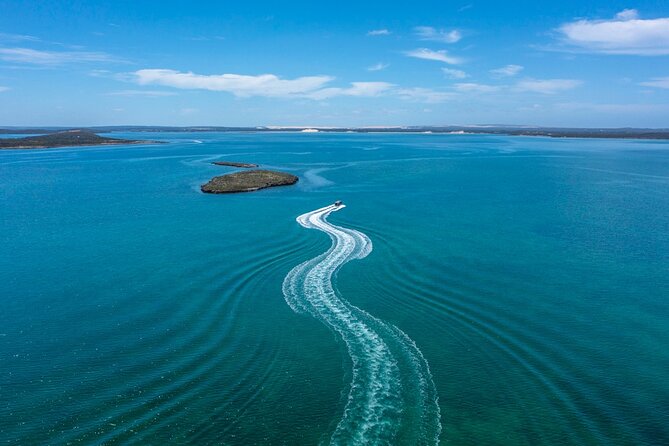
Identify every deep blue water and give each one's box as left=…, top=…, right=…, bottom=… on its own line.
left=1, top=132, right=668, bottom=445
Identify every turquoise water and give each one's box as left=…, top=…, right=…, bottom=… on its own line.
left=1, top=132, right=668, bottom=445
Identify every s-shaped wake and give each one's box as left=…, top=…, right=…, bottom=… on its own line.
left=283, top=204, right=441, bottom=445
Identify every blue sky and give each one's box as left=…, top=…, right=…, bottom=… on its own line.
left=0, top=0, right=668, bottom=127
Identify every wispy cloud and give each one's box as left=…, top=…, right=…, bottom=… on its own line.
left=185, top=35, right=226, bottom=41
left=89, top=69, right=113, bottom=77
left=88, top=69, right=136, bottom=82
left=0, top=47, right=123, bottom=65
left=367, top=29, right=391, bottom=36
left=0, top=32, right=40, bottom=42
left=639, top=76, right=669, bottom=89
left=367, top=62, right=389, bottom=72
left=442, top=68, right=468, bottom=79
left=396, top=87, right=456, bottom=103
left=307, top=82, right=395, bottom=100
left=0, top=86, right=9, bottom=92
left=134, top=69, right=334, bottom=98
left=490, top=64, right=523, bottom=77
left=106, top=89, right=178, bottom=97
left=515, top=78, right=582, bottom=94
left=555, top=102, right=669, bottom=113
left=405, top=48, right=463, bottom=64
left=454, top=83, right=499, bottom=93
left=557, top=9, right=669, bottom=55
left=414, top=26, right=462, bottom=43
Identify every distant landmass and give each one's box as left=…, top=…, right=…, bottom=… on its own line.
left=212, top=161, right=259, bottom=168
left=2, top=126, right=668, bottom=140
left=201, top=170, right=298, bottom=194
left=0, top=130, right=158, bottom=149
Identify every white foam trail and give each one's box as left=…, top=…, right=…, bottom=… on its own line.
left=283, top=204, right=441, bottom=445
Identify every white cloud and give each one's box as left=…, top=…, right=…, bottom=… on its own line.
left=107, top=89, right=178, bottom=97
left=515, top=78, right=582, bottom=94
left=442, top=68, right=468, bottom=79
left=396, top=87, right=456, bottom=103
left=557, top=9, right=669, bottom=55
left=454, top=82, right=499, bottom=93
left=405, top=48, right=463, bottom=64
left=134, top=69, right=334, bottom=97
left=367, top=62, right=389, bottom=71
left=307, top=82, right=395, bottom=100
left=367, top=29, right=391, bottom=36
left=0, top=47, right=121, bottom=65
left=414, top=26, right=462, bottom=43
left=490, top=64, right=523, bottom=77
left=639, top=76, right=669, bottom=89
left=133, top=69, right=396, bottom=101
left=615, top=9, right=639, bottom=21
left=0, top=86, right=9, bottom=92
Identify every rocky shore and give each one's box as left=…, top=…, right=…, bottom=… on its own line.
left=201, top=169, right=298, bottom=194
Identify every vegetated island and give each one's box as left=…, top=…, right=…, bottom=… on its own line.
left=212, top=161, right=259, bottom=168
left=0, top=130, right=158, bottom=149
left=201, top=169, right=298, bottom=194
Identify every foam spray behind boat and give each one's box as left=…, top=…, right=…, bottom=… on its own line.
left=282, top=203, right=442, bottom=445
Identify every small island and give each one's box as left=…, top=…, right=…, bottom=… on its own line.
left=212, top=161, right=259, bottom=168
left=201, top=169, right=298, bottom=194
left=0, top=130, right=157, bottom=149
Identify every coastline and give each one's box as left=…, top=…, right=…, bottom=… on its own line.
left=2, top=126, right=669, bottom=141
left=0, top=130, right=162, bottom=150
left=0, top=140, right=161, bottom=150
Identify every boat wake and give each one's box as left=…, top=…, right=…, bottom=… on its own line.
left=283, top=204, right=441, bottom=445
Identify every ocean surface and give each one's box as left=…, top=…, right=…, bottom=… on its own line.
left=1, top=132, right=668, bottom=445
